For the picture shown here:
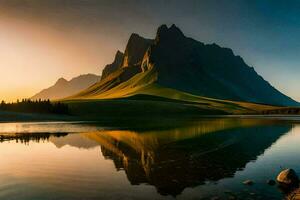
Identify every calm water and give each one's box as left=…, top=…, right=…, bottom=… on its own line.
left=0, top=118, right=299, bottom=200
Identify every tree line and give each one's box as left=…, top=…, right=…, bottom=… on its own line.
left=260, top=107, right=300, bottom=115
left=0, top=99, right=69, bottom=114
left=0, top=133, right=68, bottom=144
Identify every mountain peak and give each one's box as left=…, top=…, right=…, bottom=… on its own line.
left=157, top=24, right=168, bottom=34
left=32, top=74, right=100, bottom=100
left=155, top=24, right=184, bottom=43
left=100, top=50, right=124, bottom=80
left=115, top=50, right=123, bottom=57
left=55, top=78, right=68, bottom=85
left=128, top=33, right=143, bottom=43
left=114, top=50, right=124, bottom=64
left=169, top=24, right=183, bottom=34
left=122, top=33, right=153, bottom=67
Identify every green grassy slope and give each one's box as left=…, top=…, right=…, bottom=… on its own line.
left=67, top=66, right=157, bottom=100
left=63, top=68, right=283, bottom=116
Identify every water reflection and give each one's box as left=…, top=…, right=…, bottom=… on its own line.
left=83, top=120, right=291, bottom=196
left=0, top=121, right=102, bottom=134
left=0, top=132, right=68, bottom=144
left=0, top=118, right=292, bottom=198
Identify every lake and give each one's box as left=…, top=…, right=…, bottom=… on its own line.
left=0, top=117, right=299, bottom=199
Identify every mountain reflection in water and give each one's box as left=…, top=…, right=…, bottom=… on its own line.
left=0, top=118, right=292, bottom=198
left=84, top=120, right=290, bottom=196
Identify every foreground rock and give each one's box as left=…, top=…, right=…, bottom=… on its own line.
left=243, top=180, right=254, bottom=185
left=287, top=188, right=300, bottom=200
left=277, top=169, right=299, bottom=185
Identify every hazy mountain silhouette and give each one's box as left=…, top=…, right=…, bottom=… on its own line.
left=32, top=74, right=100, bottom=100
left=50, top=134, right=99, bottom=149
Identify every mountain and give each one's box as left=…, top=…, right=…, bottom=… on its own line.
left=100, top=34, right=153, bottom=81
left=68, top=24, right=298, bottom=107
left=32, top=74, right=101, bottom=100
left=145, top=24, right=298, bottom=106
left=101, top=50, right=124, bottom=80
left=121, top=33, right=153, bottom=67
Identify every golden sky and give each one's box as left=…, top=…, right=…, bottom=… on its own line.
left=0, top=16, right=119, bottom=101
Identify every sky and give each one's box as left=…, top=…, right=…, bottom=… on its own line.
left=0, top=0, right=299, bottom=101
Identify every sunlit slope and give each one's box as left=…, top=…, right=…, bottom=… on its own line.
left=64, top=68, right=280, bottom=115
left=68, top=66, right=157, bottom=100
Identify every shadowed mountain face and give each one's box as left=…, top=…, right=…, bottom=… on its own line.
left=31, top=74, right=101, bottom=100
left=99, top=33, right=153, bottom=88
left=101, top=51, right=124, bottom=80
left=143, top=24, right=298, bottom=106
left=100, top=34, right=153, bottom=81
left=121, top=33, right=153, bottom=68
left=88, top=24, right=298, bottom=106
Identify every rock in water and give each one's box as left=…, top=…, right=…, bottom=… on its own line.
left=243, top=180, right=254, bottom=185
left=277, top=169, right=299, bottom=185
left=286, top=188, right=300, bottom=200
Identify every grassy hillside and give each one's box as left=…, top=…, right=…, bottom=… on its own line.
left=63, top=68, right=283, bottom=117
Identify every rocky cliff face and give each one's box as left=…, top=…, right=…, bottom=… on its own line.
left=100, top=33, right=153, bottom=82
left=101, top=50, right=124, bottom=80
left=141, top=24, right=298, bottom=106
left=94, top=33, right=154, bottom=94
left=121, top=33, right=153, bottom=67
left=94, top=24, right=298, bottom=106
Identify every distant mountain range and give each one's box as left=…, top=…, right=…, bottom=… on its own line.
left=69, top=24, right=298, bottom=106
left=31, top=74, right=100, bottom=100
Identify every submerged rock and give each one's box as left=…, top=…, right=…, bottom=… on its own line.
left=243, top=180, right=254, bottom=185
left=277, top=169, right=299, bottom=185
